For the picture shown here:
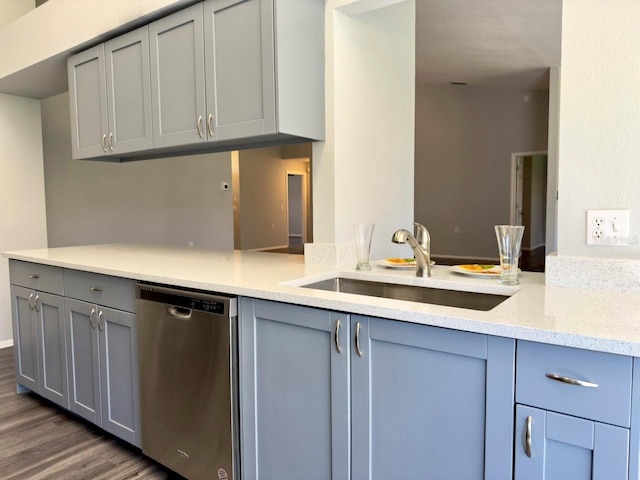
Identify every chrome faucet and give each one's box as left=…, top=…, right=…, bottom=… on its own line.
left=391, top=222, right=431, bottom=277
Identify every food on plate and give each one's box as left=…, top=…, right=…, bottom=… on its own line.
left=386, top=257, right=416, bottom=264
left=458, top=264, right=498, bottom=273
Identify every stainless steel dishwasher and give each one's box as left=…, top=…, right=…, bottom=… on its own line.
left=136, top=284, right=239, bottom=480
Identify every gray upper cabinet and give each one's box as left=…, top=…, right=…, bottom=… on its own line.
left=105, top=26, right=154, bottom=155
left=149, top=4, right=207, bottom=148
left=69, top=0, right=324, bottom=160
left=68, top=25, right=153, bottom=159
left=68, top=44, right=108, bottom=159
left=203, top=0, right=276, bottom=141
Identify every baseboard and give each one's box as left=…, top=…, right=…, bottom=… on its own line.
left=249, top=245, right=289, bottom=252
left=0, top=339, right=14, bottom=349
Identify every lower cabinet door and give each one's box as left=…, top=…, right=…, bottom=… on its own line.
left=65, top=298, right=102, bottom=424
left=351, top=316, right=515, bottom=480
left=514, top=405, right=629, bottom=480
left=239, top=298, right=350, bottom=480
left=11, top=285, right=38, bottom=391
left=35, top=292, right=68, bottom=408
left=98, top=306, right=139, bottom=446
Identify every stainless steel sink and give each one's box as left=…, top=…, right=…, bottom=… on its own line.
left=300, top=277, right=509, bottom=311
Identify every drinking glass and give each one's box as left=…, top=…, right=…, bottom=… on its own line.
left=494, top=225, right=525, bottom=285
left=354, top=223, right=375, bottom=271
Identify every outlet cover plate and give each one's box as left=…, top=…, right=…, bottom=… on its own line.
left=586, top=209, right=630, bottom=245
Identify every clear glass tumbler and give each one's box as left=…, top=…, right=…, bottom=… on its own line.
left=354, top=222, right=375, bottom=271
left=494, top=225, right=525, bottom=285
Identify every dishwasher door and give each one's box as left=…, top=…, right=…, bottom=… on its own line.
left=136, top=284, right=238, bottom=480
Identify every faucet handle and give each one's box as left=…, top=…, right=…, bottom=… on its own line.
left=413, top=222, right=430, bottom=248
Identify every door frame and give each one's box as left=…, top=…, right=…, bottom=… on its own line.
left=510, top=151, right=547, bottom=225
left=285, top=171, right=307, bottom=244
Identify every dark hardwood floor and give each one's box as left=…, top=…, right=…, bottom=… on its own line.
left=0, top=347, right=181, bottom=480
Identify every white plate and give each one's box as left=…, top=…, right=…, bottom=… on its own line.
left=377, top=259, right=436, bottom=269
left=451, top=264, right=519, bottom=278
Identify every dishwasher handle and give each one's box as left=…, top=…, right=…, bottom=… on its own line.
left=166, top=305, right=192, bottom=320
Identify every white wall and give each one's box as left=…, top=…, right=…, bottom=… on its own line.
left=42, top=93, right=234, bottom=249
left=310, top=0, right=415, bottom=264
left=0, top=94, right=47, bottom=345
left=414, top=84, right=549, bottom=259
left=556, top=0, right=640, bottom=259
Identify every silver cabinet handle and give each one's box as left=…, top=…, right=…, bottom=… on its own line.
left=108, top=132, right=114, bottom=151
left=545, top=373, right=598, bottom=388
left=335, top=320, right=342, bottom=354
left=34, top=295, right=40, bottom=312
left=101, top=134, right=107, bottom=152
left=28, top=274, right=39, bottom=279
left=355, top=322, right=363, bottom=357
left=98, top=311, right=104, bottom=331
left=90, top=286, right=103, bottom=293
left=197, top=115, right=204, bottom=138
left=524, top=415, right=532, bottom=458
left=89, top=308, right=96, bottom=329
left=28, top=292, right=35, bottom=310
left=207, top=113, right=214, bottom=137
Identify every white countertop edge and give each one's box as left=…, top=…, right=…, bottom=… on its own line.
left=5, top=244, right=640, bottom=357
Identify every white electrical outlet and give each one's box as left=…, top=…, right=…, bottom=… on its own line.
left=586, top=210, right=630, bottom=245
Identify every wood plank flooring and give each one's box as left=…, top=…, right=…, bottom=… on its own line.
left=0, top=347, right=182, bottom=479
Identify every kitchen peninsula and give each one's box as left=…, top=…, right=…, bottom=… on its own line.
left=5, top=243, right=640, bottom=479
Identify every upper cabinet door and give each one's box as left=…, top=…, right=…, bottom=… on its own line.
left=204, top=0, right=276, bottom=141
left=105, top=26, right=154, bottom=155
left=67, top=44, right=109, bottom=159
left=149, top=4, right=207, bottom=148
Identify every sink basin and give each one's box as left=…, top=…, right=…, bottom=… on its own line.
left=300, top=277, right=509, bottom=311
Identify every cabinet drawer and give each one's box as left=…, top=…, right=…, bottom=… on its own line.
left=63, top=269, right=136, bottom=313
left=9, top=260, right=63, bottom=295
left=516, top=340, right=632, bottom=427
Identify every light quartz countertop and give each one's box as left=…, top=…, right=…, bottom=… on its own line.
left=5, top=243, right=640, bottom=357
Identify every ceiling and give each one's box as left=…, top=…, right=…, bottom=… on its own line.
left=0, top=0, right=562, bottom=99
left=416, top=0, right=562, bottom=90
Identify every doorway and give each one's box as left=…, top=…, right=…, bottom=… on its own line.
left=286, top=172, right=306, bottom=252
left=510, top=152, right=548, bottom=271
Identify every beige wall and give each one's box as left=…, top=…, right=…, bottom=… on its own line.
left=0, top=93, right=47, bottom=345
left=414, top=84, right=549, bottom=259
left=310, top=0, right=415, bottom=263
left=42, top=93, right=234, bottom=249
left=0, top=0, right=34, bottom=28
left=237, top=147, right=310, bottom=250
left=557, top=0, right=640, bottom=259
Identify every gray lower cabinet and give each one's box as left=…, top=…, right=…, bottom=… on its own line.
left=65, top=297, right=139, bottom=446
left=514, top=405, right=629, bottom=480
left=514, top=340, right=634, bottom=479
left=68, top=25, right=153, bottom=159
left=239, top=298, right=350, bottom=479
left=239, top=298, right=515, bottom=479
left=10, top=285, right=68, bottom=408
